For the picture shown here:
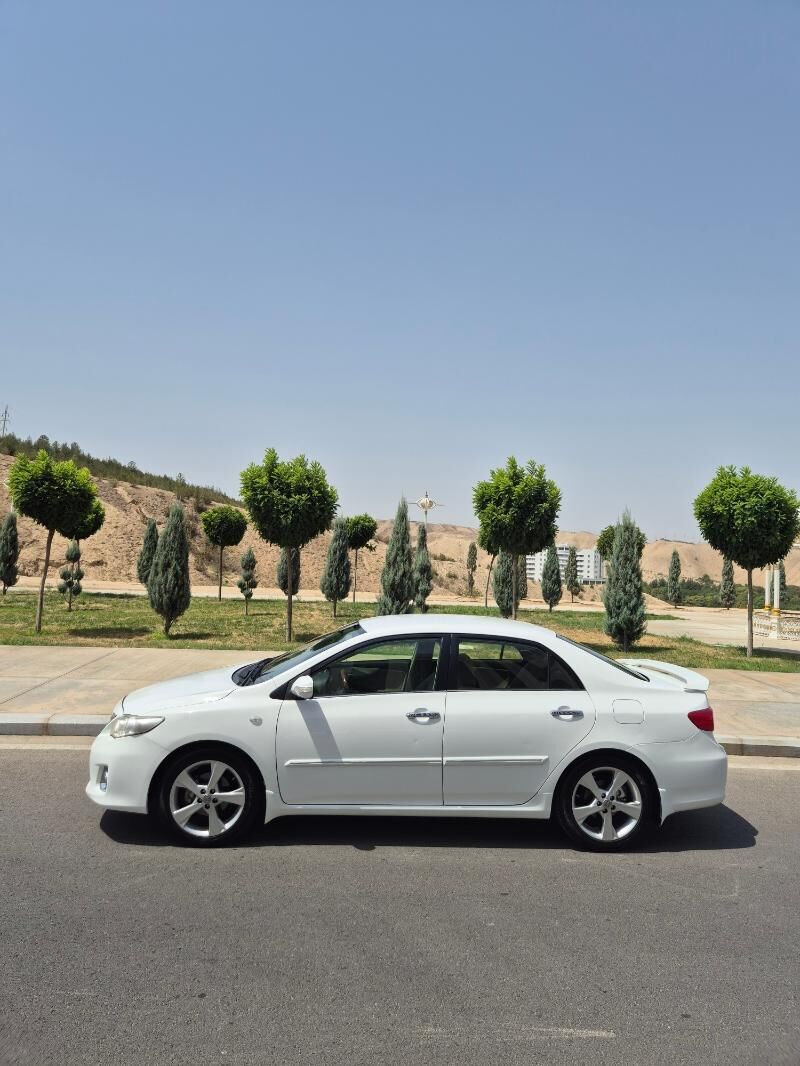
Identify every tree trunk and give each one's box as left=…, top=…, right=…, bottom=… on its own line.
left=484, top=555, right=495, bottom=608
left=352, top=549, right=358, bottom=604
left=286, top=548, right=294, bottom=642
left=746, top=569, right=753, bottom=658
left=245, top=597, right=249, bottom=617
left=218, top=544, right=224, bottom=601
left=333, top=598, right=337, bottom=619
left=35, top=528, right=54, bottom=633
left=511, top=553, right=518, bottom=620
left=164, top=617, right=172, bottom=635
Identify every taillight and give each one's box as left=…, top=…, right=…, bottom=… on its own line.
left=688, top=707, right=714, bottom=732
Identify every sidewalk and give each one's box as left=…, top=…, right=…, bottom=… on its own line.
left=0, top=645, right=798, bottom=754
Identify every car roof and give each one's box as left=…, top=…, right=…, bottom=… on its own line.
left=359, top=613, right=555, bottom=642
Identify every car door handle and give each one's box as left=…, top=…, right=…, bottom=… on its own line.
left=551, top=707, right=584, bottom=721
left=406, top=710, right=441, bottom=722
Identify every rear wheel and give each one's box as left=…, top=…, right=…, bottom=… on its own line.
left=555, top=755, right=656, bottom=851
left=156, top=746, right=264, bottom=847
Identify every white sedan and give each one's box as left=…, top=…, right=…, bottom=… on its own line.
left=86, top=614, right=727, bottom=851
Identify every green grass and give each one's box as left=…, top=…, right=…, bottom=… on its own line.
left=2, top=590, right=799, bottom=672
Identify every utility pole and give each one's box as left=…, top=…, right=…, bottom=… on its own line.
left=0, top=406, right=9, bottom=435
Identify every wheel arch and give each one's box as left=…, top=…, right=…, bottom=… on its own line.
left=551, top=747, right=662, bottom=822
left=147, top=739, right=267, bottom=816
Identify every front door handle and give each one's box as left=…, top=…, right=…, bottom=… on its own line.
left=551, top=707, right=584, bottom=721
left=406, top=709, right=441, bottom=722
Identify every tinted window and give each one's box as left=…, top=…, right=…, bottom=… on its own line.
left=452, top=637, right=582, bottom=692
left=312, top=637, right=442, bottom=698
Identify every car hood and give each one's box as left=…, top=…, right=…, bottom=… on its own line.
left=121, top=666, right=240, bottom=716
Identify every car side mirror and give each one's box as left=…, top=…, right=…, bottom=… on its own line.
left=290, top=675, right=314, bottom=700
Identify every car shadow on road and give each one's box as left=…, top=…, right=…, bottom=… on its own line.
left=100, top=803, right=757, bottom=853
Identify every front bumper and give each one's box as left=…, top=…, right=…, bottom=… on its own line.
left=642, top=731, right=728, bottom=822
left=85, top=726, right=166, bottom=814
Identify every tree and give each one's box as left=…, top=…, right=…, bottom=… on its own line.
left=466, top=541, right=477, bottom=595
left=58, top=540, right=84, bottom=611
left=8, top=450, right=100, bottom=632
left=237, top=547, right=258, bottom=615
left=345, top=514, right=377, bottom=604
left=200, top=505, right=248, bottom=600
left=603, top=510, right=647, bottom=651
left=376, top=498, right=414, bottom=615
left=137, top=519, right=158, bottom=586
left=413, top=522, right=433, bottom=613
left=779, top=558, right=787, bottom=596
left=277, top=547, right=301, bottom=597
left=0, top=512, right=19, bottom=595
left=565, top=545, right=581, bottom=603
left=597, top=523, right=646, bottom=562
left=719, top=557, right=735, bottom=610
left=320, top=517, right=351, bottom=617
left=473, top=457, right=561, bottom=619
left=667, top=550, right=682, bottom=607
left=516, top=554, right=528, bottom=602
left=540, top=543, right=562, bottom=611
left=493, top=549, right=514, bottom=618
left=241, top=449, right=338, bottom=640
left=147, top=503, right=191, bottom=635
left=695, top=466, right=799, bottom=657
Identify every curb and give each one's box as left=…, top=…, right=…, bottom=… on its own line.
left=0, top=717, right=798, bottom=756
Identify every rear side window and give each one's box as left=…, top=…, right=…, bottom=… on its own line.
left=451, top=637, right=582, bottom=692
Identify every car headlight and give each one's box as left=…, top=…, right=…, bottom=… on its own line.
left=109, top=714, right=164, bottom=739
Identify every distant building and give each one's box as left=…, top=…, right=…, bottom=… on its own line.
left=527, top=546, right=605, bottom=585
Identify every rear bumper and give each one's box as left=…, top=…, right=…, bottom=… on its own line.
left=642, top=731, right=728, bottom=822
left=85, top=727, right=165, bottom=814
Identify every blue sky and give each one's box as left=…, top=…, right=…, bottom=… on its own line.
left=2, top=1, right=798, bottom=539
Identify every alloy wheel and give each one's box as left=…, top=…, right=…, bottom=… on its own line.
left=571, top=766, right=643, bottom=843
left=168, top=759, right=246, bottom=840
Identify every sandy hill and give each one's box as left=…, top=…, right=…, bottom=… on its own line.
left=2, top=455, right=798, bottom=597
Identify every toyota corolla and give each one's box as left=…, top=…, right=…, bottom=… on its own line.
left=86, top=614, right=727, bottom=850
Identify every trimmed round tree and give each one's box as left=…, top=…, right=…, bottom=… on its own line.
left=540, top=543, right=562, bottom=611
left=493, top=549, right=514, bottom=618
left=8, top=450, right=100, bottom=632
left=137, top=519, right=159, bottom=586
left=564, top=545, right=581, bottom=602
left=413, top=523, right=433, bottom=613
left=597, top=523, right=646, bottom=563
left=147, top=503, right=191, bottom=635
left=719, top=557, right=735, bottom=610
left=603, top=510, right=647, bottom=651
left=320, top=517, right=351, bottom=617
left=473, top=457, right=561, bottom=619
left=277, top=547, right=301, bottom=597
left=345, top=514, right=377, bottom=604
left=58, top=540, right=84, bottom=611
left=241, top=450, right=338, bottom=641
left=694, top=466, right=800, bottom=657
left=200, top=505, right=248, bottom=600
left=237, top=547, right=258, bottom=615
left=466, top=541, right=477, bottom=596
left=667, top=550, right=682, bottom=607
left=377, top=498, right=414, bottom=615
left=0, top=512, right=20, bottom=595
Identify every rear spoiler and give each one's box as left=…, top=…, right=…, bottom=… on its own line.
left=617, top=659, right=710, bottom=694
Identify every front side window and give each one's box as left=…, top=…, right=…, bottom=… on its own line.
left=311, top=637, right=442, bottom=698
left=452, top=637, right=582, bottom=692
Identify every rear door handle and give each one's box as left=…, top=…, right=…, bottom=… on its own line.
left=551, top=707, right=584, bottom=721
left=406, top=710, right=441, bottom=722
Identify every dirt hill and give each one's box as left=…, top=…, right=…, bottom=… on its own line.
left=2, top=455, right=797, bottom=597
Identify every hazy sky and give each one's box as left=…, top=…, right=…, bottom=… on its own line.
left=2, top=2, right=798, bottom=538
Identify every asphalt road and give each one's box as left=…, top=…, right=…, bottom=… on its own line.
left=1, top=751, right=799, bottom=1066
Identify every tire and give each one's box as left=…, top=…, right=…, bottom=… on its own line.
left=555, top=754, right=656, bottom=851
left=155, top=746, right=265, bottom=847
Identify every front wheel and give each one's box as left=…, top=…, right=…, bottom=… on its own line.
left=555, top=756, right=656, bottom=851
left=155, top=746, right=265, bottom=846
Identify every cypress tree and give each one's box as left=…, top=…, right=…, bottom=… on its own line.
left=320, top=517, right=351, bottom=617
left=564, top=545, right=581, bottom=602
left=147, top=503, right=191, bottom=635
left=277, top=547, right=300, bottom=597
left=137, top=519, right=158, bottom=586
left=779, top=558, right=787, bottom=596
left=667, top=549, right=682, bottom=606
left=237, top=547, right=258, bottom=615
left=0, top=512, right=19, bottom=595
left=493, top=549, right=514, bottom=617
left=541, top=543, right=562, bottom=611
left=376, top=498, right=414, bottom=615
left=603, top=511, right=647, bottom=651
left=413, top=523, right=434, bottom=613
left=58, top=540, right=84, bottom=611
left=516, top=555, right=528, bottom=602
left=719, top=557, right=735, bottom=610
left=466, top=541, right=477, bottom=595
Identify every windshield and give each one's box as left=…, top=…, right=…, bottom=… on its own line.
left=556, top=635, right=650, bottom=682
left=233, top=623, right=365, bottom=687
